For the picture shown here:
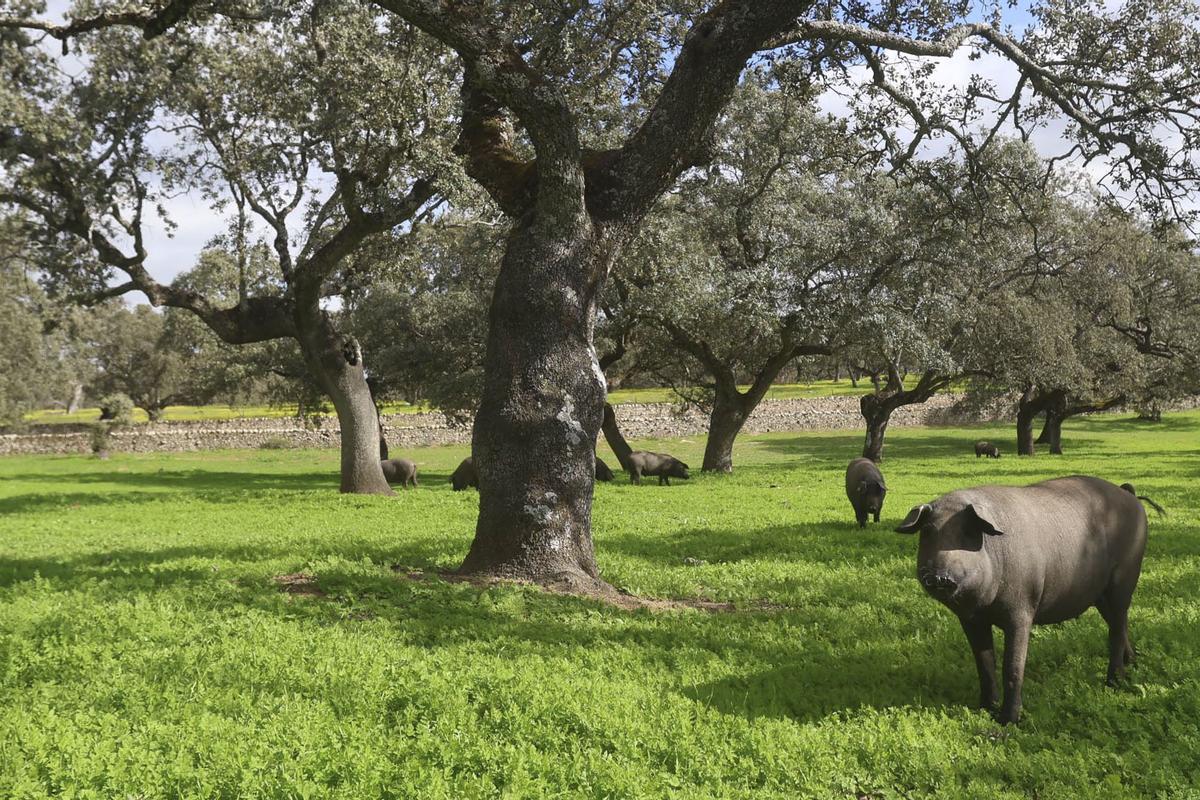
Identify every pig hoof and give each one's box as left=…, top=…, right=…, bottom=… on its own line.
left=994, top=709, right=1020, bottom=725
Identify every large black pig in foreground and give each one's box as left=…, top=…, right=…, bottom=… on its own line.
left=896, top=476, right=1163, bottom=724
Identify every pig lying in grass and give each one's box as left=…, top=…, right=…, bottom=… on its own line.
left=896, top=476, right=1163, bottom=724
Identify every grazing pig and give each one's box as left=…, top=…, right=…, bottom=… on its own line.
left=845, top=458, right=887, bottom=528
left=380, top=458, right=418, bottom=488
left=595, top=457, right=615, bottom=482
left=450, top=457, right=478, bottom=491
left=974, top=441, right=1001, bottom=458
left=896, top=476, right=1160, bottom=724
left=628, top=452, right=689, bottom=485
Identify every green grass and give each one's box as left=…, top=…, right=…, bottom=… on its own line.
left=22, top=378, right=933, bottom=426
left=0, top=413, right=1197, bottom=798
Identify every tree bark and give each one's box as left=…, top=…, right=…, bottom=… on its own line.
left=860, top=394, right=891, bottom=463
left=1015, top=386, right=1045, bottom=457
left=1037, top=392, right=1123, bottom=455
left=600, top=402, right=635, bottom=472
left=458, top=216, right=611, bottom=585
left=702, top=394, right=747, bottom=473
left=366, top=376, right=389, bottom=460
left=1036, top=410, right=1064, bottom=454
left=297, top=317, right=393, bottom=495
left=858, top=369, right=953, bottom=462
left=1046, top=412, right=1065, bottom=455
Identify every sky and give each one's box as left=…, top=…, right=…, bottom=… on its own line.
left=27, top=1, right=1128, bottom=298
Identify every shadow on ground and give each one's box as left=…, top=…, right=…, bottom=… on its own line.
left=0, top=468, right=463, bottom=513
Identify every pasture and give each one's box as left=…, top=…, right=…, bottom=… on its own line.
left=0, top=413, right=1197, bottom=798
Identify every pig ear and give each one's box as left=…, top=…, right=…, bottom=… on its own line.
left=966, top=503, right=1004, bottom=536
left=895, top=503, right=932, bottom=534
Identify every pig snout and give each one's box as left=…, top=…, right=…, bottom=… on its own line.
left=918, top=566, right=960, bottom=598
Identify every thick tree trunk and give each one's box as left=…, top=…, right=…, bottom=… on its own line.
left=298, top=318, right=392, bottom=495
left=458, top=217, right=610, bottom=586
left=702, top=395, right=748, bottom=473
left=860, top=396, right=891, bottom=464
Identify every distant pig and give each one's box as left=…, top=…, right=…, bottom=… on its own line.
left=974, top=441, right=1001, bottom=458
left=628, top=452, right=689, bottom=485
left=380, top=458, right=418, bottom=488
left=845, top=458, right=886, bottom=528
left=450, top=457, right=478, bottom=491
left=896, top=476, right=1162, bottom=724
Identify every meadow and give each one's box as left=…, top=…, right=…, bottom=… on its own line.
left=0, top=413, right=1197, bottom=798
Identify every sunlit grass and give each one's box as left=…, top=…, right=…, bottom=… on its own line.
left=0, top=412, right=1196, bottom=797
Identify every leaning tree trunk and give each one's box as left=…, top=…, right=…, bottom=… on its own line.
left=297, top=317, right=393, bottom=495
left=366, top=377, right=389, bottom=460
left=860, top=394, right=895, bottom=463
left=1034, top=396, right=1066, bottom=454
left=601, top=402, right=634, bottom=472
left=1037, top=412, right=1064, bottom=455
left=702, top=396, right=748, bottom=473
left=458, top=215, right=611, bottom=586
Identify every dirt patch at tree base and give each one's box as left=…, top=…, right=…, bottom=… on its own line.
left=272, top=572, right=325, bottom=597
left=390, top=565, right=787, bottom=613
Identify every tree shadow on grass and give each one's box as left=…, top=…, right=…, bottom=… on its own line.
left=751, top=432, right=1017, bottom=462
left=601, top=522, right=901, bottom=568
left=3, top=520, right=1195, bottom=728
left=680, top=643, right=973, bottom=722
left=0, top=468, right=467, bottom=514
left=1070, top=414, right=1199, bottom=434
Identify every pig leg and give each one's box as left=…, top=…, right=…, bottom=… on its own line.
left=959, top=616, right=998, bottom=711
left=999, top=617, right=1032, bottom=724
left=854, top=503, right=867, bottom=528
left=873, top=509, right=881, bottom=523
left=1096, top=593, right=1133, bottom=685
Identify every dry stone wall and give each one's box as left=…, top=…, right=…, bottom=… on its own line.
left=0, top=394, right=981, bottom=456
left=2, top=393, right=1193, bottom=456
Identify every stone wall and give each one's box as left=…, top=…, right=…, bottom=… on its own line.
left=3, top=393, right=1194, bottom=456
left=0, top=394, right=996, bottom=456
